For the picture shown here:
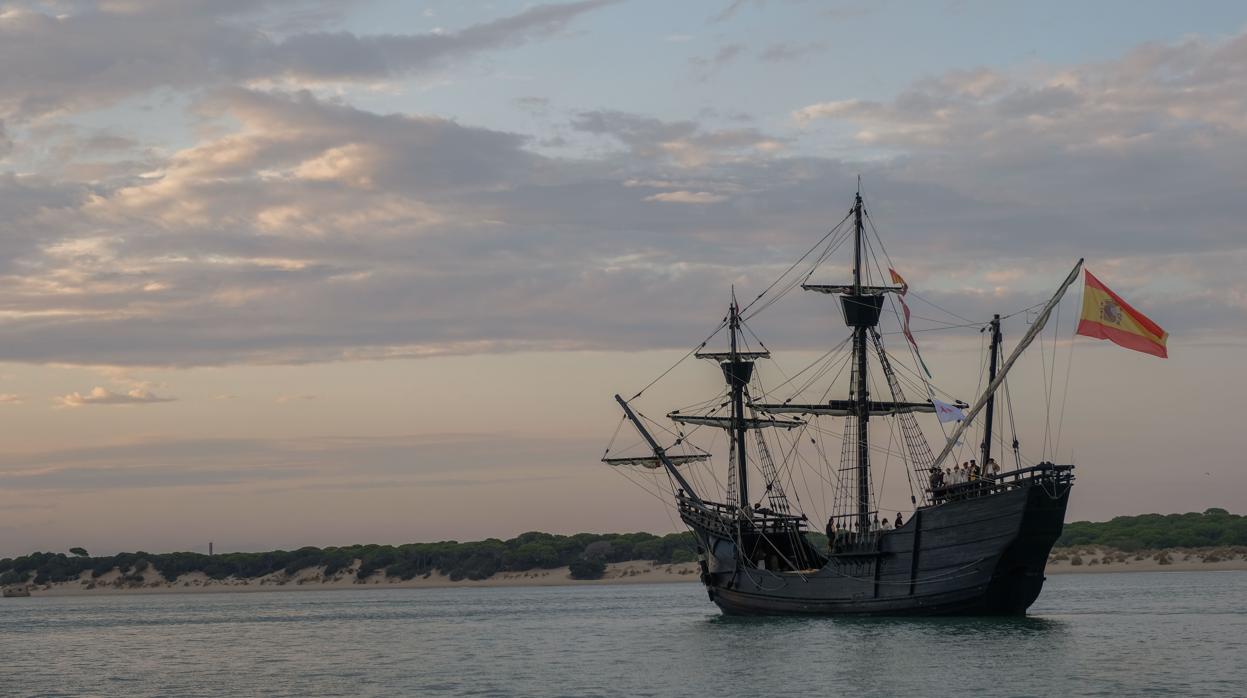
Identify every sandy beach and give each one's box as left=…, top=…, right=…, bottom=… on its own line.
left=13, top=546, right=1245, bottom=597
left=28, top=560, right=705, bottom=597
left=1045, top=546, right=1247, bottom=574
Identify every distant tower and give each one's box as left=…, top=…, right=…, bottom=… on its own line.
left=209, top=541, right=214, bottom=556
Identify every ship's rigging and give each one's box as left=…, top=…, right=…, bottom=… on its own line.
left=597, top=181, right=1130, bottom=614
left=601, top=184, right=1083, bottom=545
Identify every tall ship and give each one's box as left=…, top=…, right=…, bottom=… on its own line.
left=603, top=187, right=1083, bottom=616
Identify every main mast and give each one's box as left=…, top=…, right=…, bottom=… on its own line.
left=729, top=297, right=749, bottom=509
left=850, top=191, right=871, bottom=532
left=785, top=188, right=894, bottom=533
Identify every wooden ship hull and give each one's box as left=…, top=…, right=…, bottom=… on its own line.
left=690, top=466, right=1073, bottom=616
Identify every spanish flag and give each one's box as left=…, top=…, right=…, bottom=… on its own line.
left=1076, top=270, right=1168, bottom=358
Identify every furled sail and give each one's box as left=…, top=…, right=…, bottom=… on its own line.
left=930, top=259, right=1084, bottom=470
left=667, top=414, right=805, bottom=429
left=695, top=351, right=770, bottom=362
left=755, top=400, right=939, bottom=416
left=601, top=454, right=709, bottom=469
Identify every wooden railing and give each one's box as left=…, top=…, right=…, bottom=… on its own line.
left=929, top=462, right=1074, bottom=504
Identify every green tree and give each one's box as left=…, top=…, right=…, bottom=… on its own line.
left=568, top=557, right=606, bottom=580
left=69, top=547, right=89, bottom=557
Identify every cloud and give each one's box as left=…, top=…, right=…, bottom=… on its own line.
left=0, top=25, right=1246, bottom=370
left=0, top=0, right=618, bottom=120
left=689, top=42, right=746, bottom=79
left=57, top=387, right=176, bottom=407
left=0, top=394, right=23, bottom=404
left=513, top=96, right=551, bottom=112
left=571, top=109, right=784, bottom=165
left=645, top=190, right=728, bottom=204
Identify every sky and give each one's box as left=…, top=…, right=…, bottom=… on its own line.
left=2, top=0, right=1246, bottom=557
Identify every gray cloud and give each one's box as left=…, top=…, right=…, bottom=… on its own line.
left=571, top=109, right=784, bottom=164
left=0, top=0, right=617, bottom=120
left=0, top=26, right=1245, bottom=369
left=689, top=42, right=746, bottom=79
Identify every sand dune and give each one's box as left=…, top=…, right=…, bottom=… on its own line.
left=15, top=548, right=1246, bottom=597
left=30, top=560, right=704, bottom=597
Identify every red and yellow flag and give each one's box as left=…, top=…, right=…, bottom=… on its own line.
left=1076, top=270, right=1168, bottom=358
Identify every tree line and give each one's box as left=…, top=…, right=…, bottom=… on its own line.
left=1057, top=508, right=1245, bottom=550
left=0, top=531, right=699, bottom=586
left=6, top=510, right=1239, bottom=588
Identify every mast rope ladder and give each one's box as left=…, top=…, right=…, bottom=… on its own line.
left=871, top=331, right=934, bottom=506
left=748, top=408, right=791, bottom=514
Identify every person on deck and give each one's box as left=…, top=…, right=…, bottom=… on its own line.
left=969, top=459, right=980, bottom=481
left=881, top=517, right=892, bottom=530
left=826, top=516, right=837, bottom=551
left=895, top=512, right=904, bottom=528
left=986, top=458, right=1000, bottom=477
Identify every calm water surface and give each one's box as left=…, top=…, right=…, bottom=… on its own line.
left=3, top=571, right=1245, bottom=697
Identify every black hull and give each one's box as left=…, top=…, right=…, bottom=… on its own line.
left=691, top=474, right=1072, bottom=617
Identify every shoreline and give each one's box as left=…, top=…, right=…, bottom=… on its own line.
left=21, top=560, right=704, bottom=597
left=9, top=547, right=1247, bottom=598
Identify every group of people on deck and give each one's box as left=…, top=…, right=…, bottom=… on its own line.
left=824, top=512, right=903, bottom=552
left=928, top=457, right=1000, bottom=491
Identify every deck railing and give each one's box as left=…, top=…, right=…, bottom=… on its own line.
left=929, top=462, right=1074, bottom=504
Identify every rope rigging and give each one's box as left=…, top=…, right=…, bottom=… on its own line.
left=604, top=185, right=1084, bottom=588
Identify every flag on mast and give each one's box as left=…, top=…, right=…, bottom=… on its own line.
left=1075, top=270, right=1168, bottom=358
left=889, top=268, right=933, bottom=378
left=931, top=398, right=966, bottom=423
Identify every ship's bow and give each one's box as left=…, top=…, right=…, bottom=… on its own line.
left=981, top=466, right=1074, bottom=614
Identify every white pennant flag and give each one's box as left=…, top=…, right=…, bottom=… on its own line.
left=931, top=398, right=966, bottom=424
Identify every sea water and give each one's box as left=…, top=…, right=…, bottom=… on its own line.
left=3, top=571, right=1244, bottom=697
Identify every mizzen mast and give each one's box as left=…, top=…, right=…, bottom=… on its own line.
left=980, top=314, right=1002, bottom=467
